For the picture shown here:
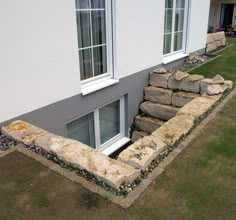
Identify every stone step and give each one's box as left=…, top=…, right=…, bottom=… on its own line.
left=177, top=96, right=217, bottom=121
left=149, top=72, right=172, bottom=89
left=140, top=101, right=180, bottom=121
left=172, top=91, right=200, bottom=107
left=144, top=86, right=172, bottom=105
left=152, top=115, right=195, bottom=146
left=131, top=130, right=149, bottom=143
left=118, top=136, right=167, bottom=171
left=135, top=115, right=164, bottom=134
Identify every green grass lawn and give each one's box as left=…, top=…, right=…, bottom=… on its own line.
left=190, top=38, right=236, bottom=83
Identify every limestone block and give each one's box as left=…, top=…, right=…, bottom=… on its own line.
left=118, top=136, right=167, bottom=170
left=207, top=33, right=215, bottom=44
left=140, top=101, right=179, bottom=121
left=215, top=40, right=222, bottom=48
left=144, top=86, right=172, bottom=105
left=174, top=71, right=189, bottom=81
left=135, top=115, right=164, bottom=134
left=200, top=79, right=213, bottom=94
left=181, top=79, right=201, bottom=93
left=168, top=76, right=182, bottom=89
left=206, top=84, right=227, bottom=95
left=215, top=31, right=225, bottom=41
left=177, top=97, right=217, bottom=121
left=1, top=120, right=48, bottom=145
left=202, top=94, right=222, bottom=102
left=200, top=78, right=225, bottom=94
left=152, top=67, right=167, bottom=74
left=213, top=74, right=225, bottom=83
left=224, top=80, right=233, bottom=89
left=35, top=133, right=140, bottom=189
left=206, top=43, right=217, bottom=53
left=198, top=57, right=205, bottom=63
left=222, top=38, right=226, bottom=46
left=172, top=92, right=200, bottom=107
left=152, top=115, right=194, bottom=146
left=149, top=73, right=172, bottom=88
left=188, top=75, right=205, bottom=82
left=131, top=130, right=149, bottom=143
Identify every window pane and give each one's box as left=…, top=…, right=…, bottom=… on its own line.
left=79, top=49, right=93, bottom=80
left=99, top=100, right=120, bottom=145
left=163, top=34, right=172, bottom=54
left=76, top=11, right=91, bottom=48
left=92, top=11, right=106, bottom=45
left=175, top=9, right=185, bottom=31
left=164, top=9, right=173, bottom=33
left=93, top=46, right=107, bottom=76
left=166, top=0, right=173, bottom=8
left=176, top=0, right=185, bottom=9
left=174, top=32, right=183, bottom=51
left=91, top=0, right=105, bottom=9
left=67, top=112, right=96, bottom=149
left=75, top=0, right=90, bottom=9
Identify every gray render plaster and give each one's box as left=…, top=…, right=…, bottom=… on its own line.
left=0, top=49, right=205, bottom=138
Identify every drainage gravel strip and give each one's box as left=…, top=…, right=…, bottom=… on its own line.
left=0, top=133, right=17, bottom=152
left=0, top=88, right=233, bottom=198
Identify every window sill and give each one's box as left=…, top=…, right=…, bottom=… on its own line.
left=102, top=137, right=130, bottom=156
left=163, top=53, right=189, bottom=64
left=81, top=78, right=119, bottom=96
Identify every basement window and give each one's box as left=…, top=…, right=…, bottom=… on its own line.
left=66, top=97, right=128, bottom=154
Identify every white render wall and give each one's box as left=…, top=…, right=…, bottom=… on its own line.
left=186, top=0, right=210, bottom=53
left=115, top=0, right=165, bottom=78
left=0, top=0, right=210, bottom=123
left=0, top=0, right=80, bottom=123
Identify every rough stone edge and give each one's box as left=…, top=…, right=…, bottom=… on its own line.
left=0, top=147, right=17, bottom=158
left=1, top=89, right=235, bottom=209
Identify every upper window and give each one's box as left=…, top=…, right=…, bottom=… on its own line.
left=75, top=0, right=112, bottom=82
left=163, top=0, right=188, bottom=55
left=66, top=98, right=125, bottom=151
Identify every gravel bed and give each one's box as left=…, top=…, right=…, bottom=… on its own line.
left=0, top=132, right=17, bottom=152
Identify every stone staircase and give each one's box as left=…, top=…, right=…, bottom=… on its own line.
left=131, top=69, right=202, bottom=142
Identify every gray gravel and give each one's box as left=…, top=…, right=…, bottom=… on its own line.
left=0, top=133, right=17, bottom=152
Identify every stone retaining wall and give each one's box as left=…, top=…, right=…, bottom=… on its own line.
left=1, top=121, right=139, bottom=189
left=206, top=31, right=226, bottom=53
left=119, top=68, right=233, bottom=173
left=0, top=68, right=233, bottom=198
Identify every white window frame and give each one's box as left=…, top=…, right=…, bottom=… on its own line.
left=66, top=97, right=126, bottom=153
left=163, top=0, right=189, bottom=57
left=75, top=0, right=114, bottom=86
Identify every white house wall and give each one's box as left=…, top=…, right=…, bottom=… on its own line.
left=115, top=0, right=165, bottom=78
left=0, top=0, right=210, bottom=124
left=186, top=0, right=211, bottom=53
left=0, top=0, right=81, bottom=123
